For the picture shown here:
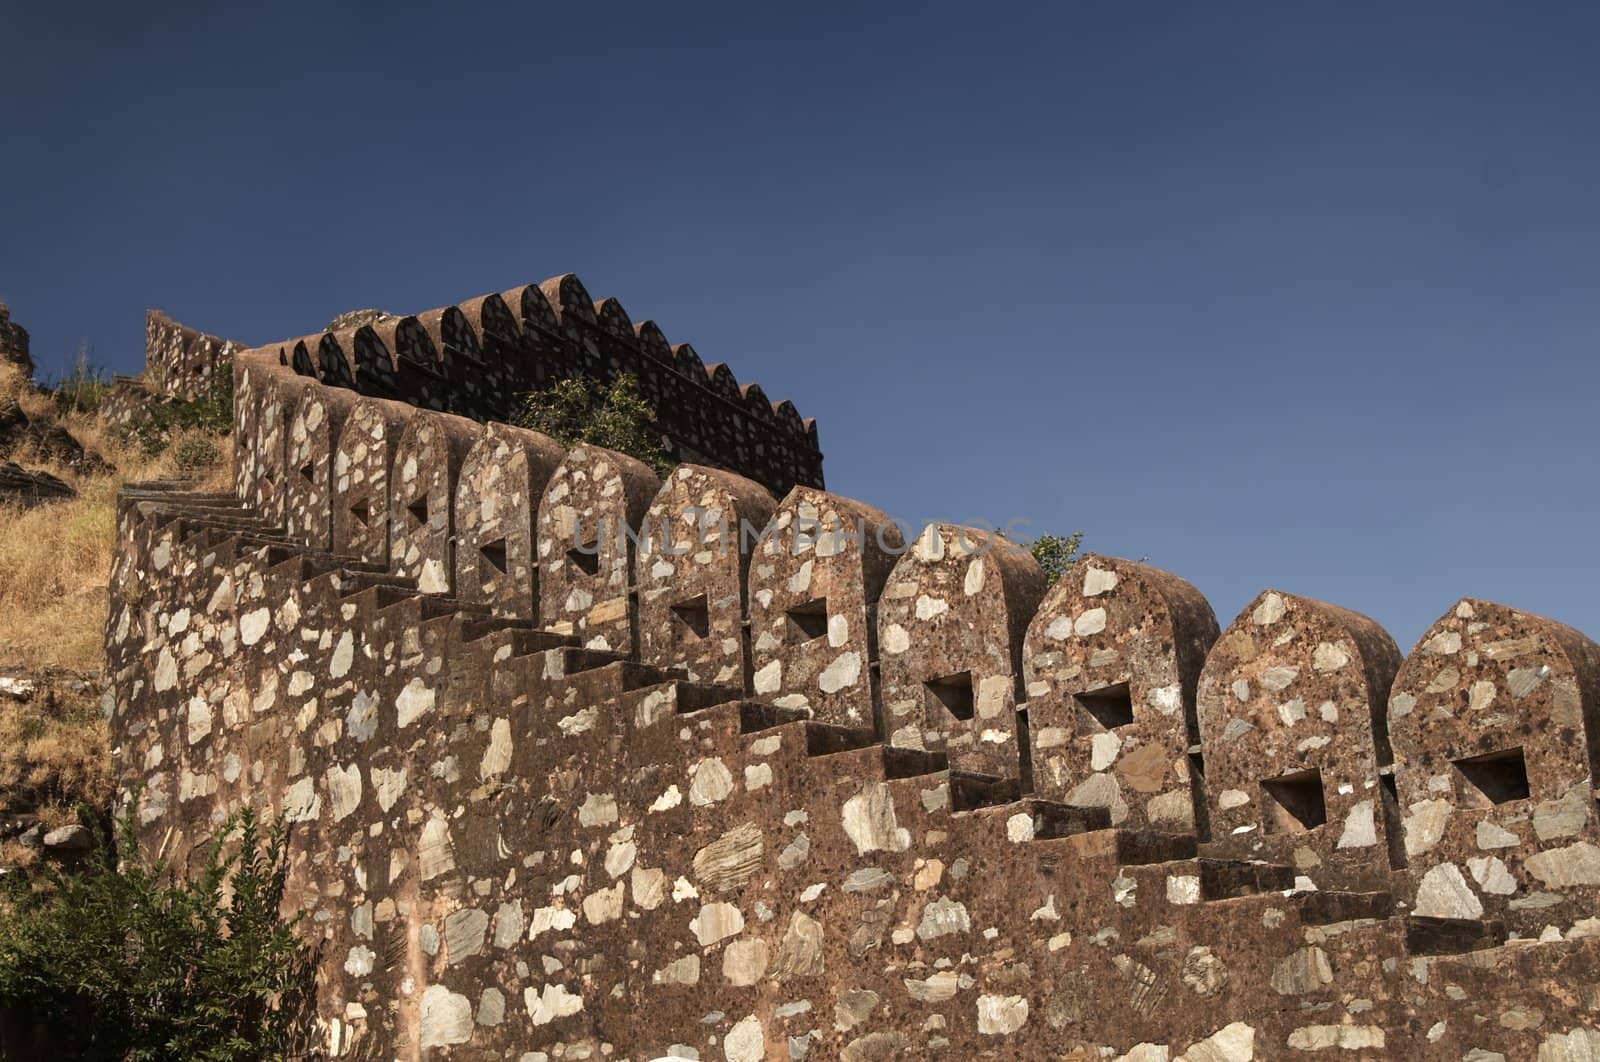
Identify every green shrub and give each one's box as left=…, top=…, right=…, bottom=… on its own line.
left=124, top=359, right=234, bottom=457
left=514, top=373, right=672, bottom=475
left=0, top=807, right=318, bottom=1060
left=1027, top=530, right=1083, bottom=587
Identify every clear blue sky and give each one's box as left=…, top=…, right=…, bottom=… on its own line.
left=5, top=2, right=1597, bottom=650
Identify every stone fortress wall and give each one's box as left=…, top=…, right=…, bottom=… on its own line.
left=145, top=309, right=242, bottom=400
left=103, top=272, right=1600, bottom=1061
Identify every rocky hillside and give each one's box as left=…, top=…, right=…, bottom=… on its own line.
left=0, top=312, right=232, bottom=869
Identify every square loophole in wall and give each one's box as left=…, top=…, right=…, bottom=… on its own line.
left=299, top=461, right=316, bottom=486
left=925, top=671, right=975, bottom=722
left=479, top=538, right=508, bottom=578
left=1452, top=747, right=1530, bottom=807
left=567, top=531, right=601, bottom=577
left=1074, top=682, right=1134, bottom=732
left=1260, top=768, right=1327, bottom=833
left=672, top=594, right=710, bottom=639
left=786, top=597, right=829, bottom=642
left=405, top=496, right=429, bottom=530
left=348, top=500, right=371, bottom=531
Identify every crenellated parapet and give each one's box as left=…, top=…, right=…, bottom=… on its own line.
left=877, top=524, right=1045, bottom=781
left=536, top=443, right=661, bottom=651
left=102, top=316, right=1600, bottom=1060
left=458, top=423, right=566, bottom=620
left=746, top=486, right=903, bottom=730
left=247, top=272, right=823, bottom=497
left=1023, top=555, right=1219, bottom=834
left=1197, top=590, right=1404, bottom=892
left=390, top=407, right=480, bottom=590
left=636, top=465, right=776, bottom=689
left=1389, top=599, right=1600, bottom=936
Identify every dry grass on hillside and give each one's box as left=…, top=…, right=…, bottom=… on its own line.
left=0, top=363, right=232, bottom=672
left=0, top=688, right=106, bottom=871
left=0, top=673, right=112, bottom=868
left=0, top=684, right=109, bottom=810
left=0, top=362, right=231, bottom=859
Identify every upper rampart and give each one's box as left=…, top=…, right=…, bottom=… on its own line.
left=252, top=273, right=823, bottom=497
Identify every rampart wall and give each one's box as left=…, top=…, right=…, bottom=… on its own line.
left=103, top=336, right=1600, bottom=1060
left=255, top=274, right=823, bottom=498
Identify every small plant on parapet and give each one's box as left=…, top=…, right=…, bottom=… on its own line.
left=514, top=372, right=673, bottom=476
left=1027, top=530, right=1084, bottom=587
left=50, top=346, right=113, bottom=416
left=0, top=805, right=318, bottom=1060
left=992, top=527, right=1083, bottom=586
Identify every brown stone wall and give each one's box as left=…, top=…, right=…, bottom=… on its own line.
left=102, top=352, right=1600, bottom=1059
left=145, top=309, right=240, bottom=400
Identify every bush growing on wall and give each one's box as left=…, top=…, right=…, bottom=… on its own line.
left=514, top=372, right=673, bottom=475
left=1027, top=530, right=1084, bottom=587
left=0, top=807, right=318, bottom=1060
